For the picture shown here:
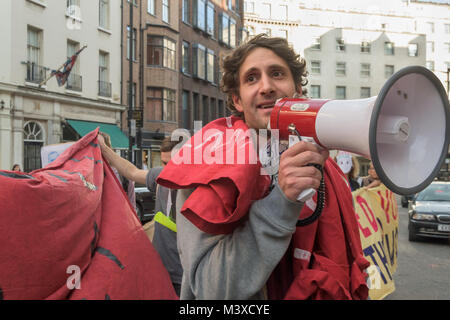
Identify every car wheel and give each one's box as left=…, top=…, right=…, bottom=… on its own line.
left=408, top=227, right=420, bottom=242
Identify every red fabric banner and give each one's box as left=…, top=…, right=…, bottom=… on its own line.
left=0, top=129, right=177, bottom=300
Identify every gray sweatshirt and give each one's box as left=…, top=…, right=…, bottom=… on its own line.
left=175, top=183, right=304, bottom=300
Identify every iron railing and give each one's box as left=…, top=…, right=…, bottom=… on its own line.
left=98, top=80, right=111, bottom=97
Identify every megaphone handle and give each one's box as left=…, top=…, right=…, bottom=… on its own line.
left=297, top=188, right=316, bottom=202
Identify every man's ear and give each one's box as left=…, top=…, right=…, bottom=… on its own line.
left=232, top=94, right=244, bottom=113
left=296, top=84, right=303, bottom=96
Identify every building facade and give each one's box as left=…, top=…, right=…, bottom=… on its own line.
left=0, top=0, right=125, bottom=171
left=121, top=0, right=244, bottom=169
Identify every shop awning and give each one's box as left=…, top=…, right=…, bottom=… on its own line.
left=66, top=119, right=129, bottom=149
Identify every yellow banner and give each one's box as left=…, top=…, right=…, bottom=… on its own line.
left=352, top=184, right=399, bottom=300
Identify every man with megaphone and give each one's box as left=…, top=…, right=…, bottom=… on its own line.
left=156, top=34, right=371, bottom=300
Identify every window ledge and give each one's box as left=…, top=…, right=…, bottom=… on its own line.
left=65, top=89, right=83, bottom=96
left=25, top=81, right=46, bottom=89
left=98, top=26, right=112, bottom=35
left=26, top=0, right=47, bottom=8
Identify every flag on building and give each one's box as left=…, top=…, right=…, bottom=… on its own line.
left=50, top=45, right=86, bottom=86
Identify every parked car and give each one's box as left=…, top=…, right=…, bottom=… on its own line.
left=401, top=194, right=415, bottom=208
left=408, top=181, right=450, bottom=241
left=134, top=185, right=156, bottom=224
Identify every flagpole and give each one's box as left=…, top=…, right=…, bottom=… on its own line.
left=38, top=45, right=87, bottom=88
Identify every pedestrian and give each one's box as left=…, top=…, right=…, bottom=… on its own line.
left=97, top=133, right=184, bottom=297
left=11, top=164, right=21, bottom=172
left=359, top=161, right=381, bottom=189
left=98, top=132, right=136, bottom=212
left=156, top=34, right=369, bottom=300
left=334, top=151, right=361, bottom=192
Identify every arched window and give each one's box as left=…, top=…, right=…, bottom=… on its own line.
left=23, top=121, right=45, bottom=172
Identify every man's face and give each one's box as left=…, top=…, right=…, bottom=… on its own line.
left=161, top=151, right=171, bottom=167
left=232, top=47, right=300, bottom=130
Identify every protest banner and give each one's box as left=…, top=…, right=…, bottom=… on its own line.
left=353, top=184, right=399, bottom=300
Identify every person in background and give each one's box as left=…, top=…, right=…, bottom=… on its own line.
left=11, top=164, right=21, bottom=172
left=98, top=133, right=184, bottom=297
left=334, top=151, right=361, bottom=192
left=99, top=132, right=136, bottom=212
left=359, top=161, right=381, bottom=189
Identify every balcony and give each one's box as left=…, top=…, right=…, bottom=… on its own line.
left=66, top=73, right=82, bottom=92
left=98, top=80, right=111, bottom=97
left=26, top=62, right=46, bottom=84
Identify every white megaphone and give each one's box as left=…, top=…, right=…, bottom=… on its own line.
left=270, top=65, right=450, bottom=198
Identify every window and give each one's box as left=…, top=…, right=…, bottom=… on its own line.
left=182, top=0, right=189, bottom=22
left=206, top=2, right=215, bottom=36
left=162, top=0, right=169, bottom=23
left=193, top=93, right=200, bottom=121
left=336, top=86, right=346, bottom=100
left=384, top=42, right=394, bottom=55
left=229, top=18, right=236, bottom=48
left=310, top=85, right=321, bottom=98
left=23, top=121, right=44, bottom=172
left=148, top=0, right=155, bottom=15
left=193, top=43, right=206, bottom=79
left=206, top=49, right=215, bottom=83
left=360, top=87, right=371, bottom=98
left=426, top=61, right=434, bottom=71
left=27, top=27, right=41, bottom=65
left=99, top=0, right=109, bottom=29
left=426, top=22, right=434, bottom=33
left=67, top=0, right=80, bottom=17
left=67, top=41, right=81, bottom=91
left=147, top=36, right=176, bottom=70
left=219, top=13, right=230, bottom=45
left=202, top=95, right=209, bottom=124
left=361, top=41, right=371, bottom=53
left=27, top=27, right=44, bottom=83
left=312, top=37, right=321, bottom=50
left=182, top=41, right=190, bottom=75
left=310, top=61, right=321, bottom=74
left=278, top=5, right=287, bottom=20
left=127, top=26, right=137, bottom=60
left=360, top=63, right=370, bottom=77
left=445, top=43, right=450, bottom=54
left=336, top=62, right=346, bottom=76
left=244, top=1, right=254, bottom=13
left=385, top=65, right=394, bottom=78
left=427, top=41, right=435, bottom=53
left=182, top=90, right=190, bottom=129
left=445, top=24, right=450, bottom=34
left=210, top=97, right=217, bottom=121
left=99, top=51, right=111, bottom=97
left=261, top=3, right=271, bottom=19
left=147, top=88, right=176, bottom=121
left=408, top=43, right=418, bottom=57
left=218, top=100, right=224, bottom=118
left=193, top=0, right=206, bottom=31
left=336, top=38, right=345, bottom=52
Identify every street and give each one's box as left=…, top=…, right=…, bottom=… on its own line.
left=385, top=195, right=450, bottom=300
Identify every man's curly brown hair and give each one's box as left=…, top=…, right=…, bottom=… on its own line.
left=220, top=34, right=308, bottom=117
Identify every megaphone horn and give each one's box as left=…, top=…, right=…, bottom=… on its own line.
left=270, top=65, right=450, bottom=196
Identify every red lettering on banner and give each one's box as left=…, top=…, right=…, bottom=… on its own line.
left=356, top=195, right=379, bottom=233
left=377, top=190, right=391, bottom=224
left=356, top=211, right=372, bottom=238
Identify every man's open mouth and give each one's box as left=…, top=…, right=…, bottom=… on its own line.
left=257, top=104, right=274, bottom=109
